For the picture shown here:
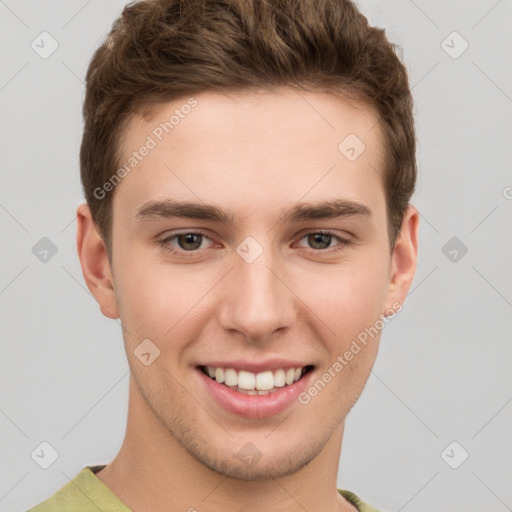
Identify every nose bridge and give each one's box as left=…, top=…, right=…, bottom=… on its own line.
left=219, top=238, right=294, bottom=340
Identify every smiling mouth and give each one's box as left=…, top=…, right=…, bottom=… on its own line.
left=198, top=365, right=314, bottom=395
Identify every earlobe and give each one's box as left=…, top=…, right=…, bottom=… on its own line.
left=385, top=205, right=419, bottom=312
left=76, top=203, right=120, bottom=319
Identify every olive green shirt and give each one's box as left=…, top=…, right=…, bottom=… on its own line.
left=28, top=466, right=382, bottom=511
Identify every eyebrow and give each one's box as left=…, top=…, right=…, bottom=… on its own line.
left=135, top=198, right=372, bottom=226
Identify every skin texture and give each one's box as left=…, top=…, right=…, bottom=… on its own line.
left=77, top=88, right=419, bottom=512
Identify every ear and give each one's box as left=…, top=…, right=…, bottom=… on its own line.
left=76, top=203, right=120, bottom=319
left=384, top=204, right=419, bottom=312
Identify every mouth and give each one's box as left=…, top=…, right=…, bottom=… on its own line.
left=198, top=364, right=315, bottom=396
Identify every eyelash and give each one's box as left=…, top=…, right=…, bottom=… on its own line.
left=157, top=229, right=351, bottom=257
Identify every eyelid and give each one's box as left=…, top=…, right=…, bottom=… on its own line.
left=159, top=229, right=216, bottom=247
left=293, top=230, right=351, bottom=250
left=158, top=228, right=352, bottom=255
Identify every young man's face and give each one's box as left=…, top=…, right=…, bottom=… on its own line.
left=79, top=88, right=417, bottom=480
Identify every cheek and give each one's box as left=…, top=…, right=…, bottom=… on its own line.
left=294, top=253, right=390, bottom=339
left=113, top=252, right=216, bottom=349
left=112, top=250, right=173, bottom=339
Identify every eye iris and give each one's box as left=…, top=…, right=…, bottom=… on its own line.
left=308, top=233, right=331, bottom=250
left=178, top=233, right=202, bottom=250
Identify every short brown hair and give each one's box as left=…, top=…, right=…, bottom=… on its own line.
left=80, top=0, right=416, bottom=256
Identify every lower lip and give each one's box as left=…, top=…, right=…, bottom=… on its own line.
left=197, top=368, right=313, bottom=419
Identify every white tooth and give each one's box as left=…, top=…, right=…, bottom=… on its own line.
left=238, top=370, right=256, bottom=390
left=224, top=368, right=237, bottom=386
left=246, top=389, right=257, bottom=395
left=215, top=367, right=225, bottom=384
left=258, top=390, right=270, bottom=395
left=273, top=368, right=285, bottom=387
left=285, top=368, right=295, bottom=385
left=294, top=367, right=302, bottom=382
left=256, top=371, right=274, bottom=391
left=207, top=367, right=216, bottom=378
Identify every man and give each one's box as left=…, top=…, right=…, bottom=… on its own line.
left=29, top=0, right=418, bottom=510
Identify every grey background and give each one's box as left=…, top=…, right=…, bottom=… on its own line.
left=1, top=1, right=511, bottom=511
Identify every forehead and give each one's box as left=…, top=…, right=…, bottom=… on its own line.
left=113, top=88, right=386, bottom=223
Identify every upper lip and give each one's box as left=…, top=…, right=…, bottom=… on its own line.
left=196, top=359, right=313, bottom=373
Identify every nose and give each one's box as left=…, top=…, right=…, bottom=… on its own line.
left=217, top=242, right=296, bottom=342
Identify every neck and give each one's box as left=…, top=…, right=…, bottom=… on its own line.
left=96, top=374, right=357, bottom=512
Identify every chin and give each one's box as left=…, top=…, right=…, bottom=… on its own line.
left=186, top=441, right=319, bottom=481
